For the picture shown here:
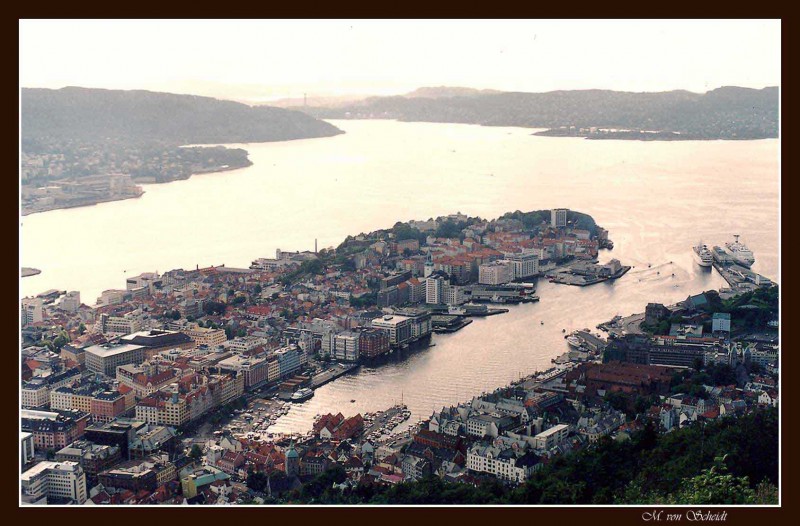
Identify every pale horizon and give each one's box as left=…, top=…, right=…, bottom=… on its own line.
left=20, top=19, right=780, bottom=104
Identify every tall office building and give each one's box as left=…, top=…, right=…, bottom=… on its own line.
left=551, top=208, right=568, bottom=228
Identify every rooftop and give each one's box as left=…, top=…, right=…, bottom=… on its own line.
left=21, top=461, right=81, bottom=481
left=85, top=342, right=145, bottom=358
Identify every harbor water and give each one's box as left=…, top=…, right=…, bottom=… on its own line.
left=20, top=119, right=779, bottom=432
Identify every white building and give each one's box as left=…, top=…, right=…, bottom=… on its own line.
left=423, top=251, right=435, bottom=277
left=224, top=336, right=268, bottom=354
left=551, top=208, right=568, bottom=228
left=126, top=272, right=161, bottom=293
left=21, top=461, right=87, bottom=505
left=425, top=274, right=444, bottom=304
left=182, top=324, right=227, bottom=348
left=97, top=311, right=144, bottom=336
left=21, top=298, right=44, bottom=326
left=532, top=424, right=570, bottom=451
left=371, top=315, right=412, bottom=346
left=21, top=383, right=50, bottom=409
left=394, top=308, right=433, bottom=339
left=96, top=289, right=127, bottom=307
left=465, top=414, right=514, bottom=438
left=466, top=444, right=540, bottom=484
left=712, top=313, right=732, bottom=334
left=59, top=291, right=81, bottom=313
left=442, top=283, right=467, bottom=305
left=22, top=367, right=82, bottom=409
left=319, top=327, right=338, bottom=358
left=250, top=257, right=296, bottom=271
left=503, top=252, right=540, bottom=279
left=478, top=261, right=514, bottom=285
left=333, top=331, right=360, bottom=362
left=85, top=342, right=145, bottom=377
left=426, top=273, right=467, bottom=305
left=22, top=432, right=35, bottom=466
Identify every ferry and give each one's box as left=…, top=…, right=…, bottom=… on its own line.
left=290, top=388, right=314, bottom=402
left=723, top=235, right=755, bottom=268
left=692, top=242, right=713, bottom=267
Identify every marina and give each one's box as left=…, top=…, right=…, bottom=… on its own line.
left=360, top=404, right=413, bottom=444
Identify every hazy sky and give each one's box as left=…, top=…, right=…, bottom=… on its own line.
left=20, top=19, right=780, bottom=103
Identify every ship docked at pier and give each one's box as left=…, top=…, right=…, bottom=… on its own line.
left=565, top=335, right=583, bottom=349
left=290, top=388, right=314, bottom=403
left=692, top=242, right=713, bottom=267
left=722, top=235, right=755, bottom=268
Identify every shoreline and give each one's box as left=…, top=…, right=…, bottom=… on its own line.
left=20, top=161, right=251, bottom=217
left=21, top=267, right=41, bottom=278
left=21, top=190, right=146, bottom=217
left=322, top=117, right=777, bottom=141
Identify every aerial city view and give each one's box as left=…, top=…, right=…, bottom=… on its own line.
left=19, top=20, right=779, bottom=507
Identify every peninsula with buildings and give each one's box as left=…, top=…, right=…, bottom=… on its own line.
left=19, top=208, right=777, bottom=505
left=20, top=87, right=343, bottom=215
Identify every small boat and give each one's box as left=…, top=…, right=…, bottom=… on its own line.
left=541, top=321, right=544, bottom=325
left=562, top=329, right=566, bottom=333
left=350, top=399, right=356, bottom=403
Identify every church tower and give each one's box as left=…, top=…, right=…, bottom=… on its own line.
left=285, top=441, right=299, bottom=477
left=424, top=250, right=434, bottom=278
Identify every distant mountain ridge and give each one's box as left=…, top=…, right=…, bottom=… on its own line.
left=404, top=86, right=504, bottom=98
left=300, top=86, right=778, bottom=140
left=264, top=86, right=503, bottom=109
left=22, top=86, right=343, bottom=147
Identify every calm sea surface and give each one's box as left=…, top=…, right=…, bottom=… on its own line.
left=20, top=120, right=779, bottom=432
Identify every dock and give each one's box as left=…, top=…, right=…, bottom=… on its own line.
left=309, top=363, right=360, bottom=389
left=547, top=259, right=631, bottom=287
left=431, top=315, right=473, bottom=333
left=711, top=260, right=774, bottom=295
left=573, top=330, right=608, bottom=352
left=427, top=304, right=510, bottom=317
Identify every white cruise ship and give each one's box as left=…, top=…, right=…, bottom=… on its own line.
left=692, top=242, right=713, bottom=267
left=723, top=235, right=755, bottom=268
